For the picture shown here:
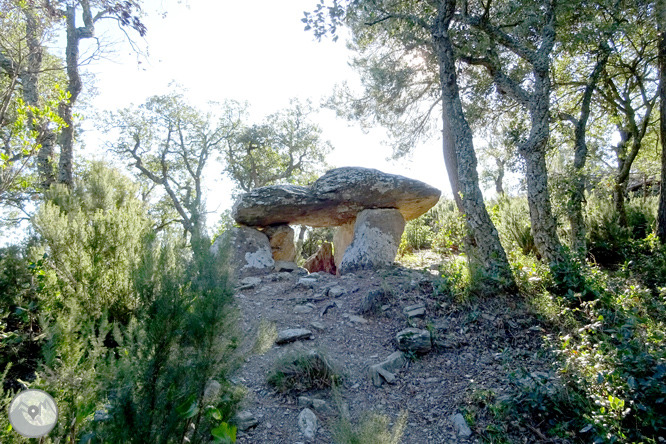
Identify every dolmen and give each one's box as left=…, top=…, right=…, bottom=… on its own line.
left=215, top=167, right=441, bottom=276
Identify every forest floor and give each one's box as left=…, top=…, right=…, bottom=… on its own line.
left=232, top=252, right=558, bottom=444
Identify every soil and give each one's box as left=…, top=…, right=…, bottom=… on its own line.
left=233, top=255, right=554, bottom=444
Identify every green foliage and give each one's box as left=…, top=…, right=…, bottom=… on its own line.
left=400, top=218, right=433, bottom=252
left=430, top=201, right=467, bottom=255
left=31, top=161, right=151, bottom=322
left=96, top=232, right=242, bottom=444
left=301, top=227, right=335, bottom=259
left=223, top=98, right=332, bottom=193
left=489, top=197, right=537, bottom=257
left=266, top=349, right=341, bottom=394
left=0, top=246, right=43, bottom=386
left=586, top=194, right=659, bottom=265
left=331, top=410, right=408, bottom=444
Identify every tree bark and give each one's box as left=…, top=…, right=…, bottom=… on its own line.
left=565, top=43, right=610, bottom=257
left=657, top=0, right=666, bottom=243
left=432, top=0, right=515, bottom=290
left=442, top=113, right=463, bottom=211
left=21, top=7, right=56, bottom=189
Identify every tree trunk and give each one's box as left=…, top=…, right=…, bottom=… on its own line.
left=494, top=158, right=505, bottom=195
left=567, top=43, right=610, bottom=257
left=432, top=0, right=515, bottom=290
left=657, top=0, right=666, bottom=243
left=57, top=5, right=83, bottom=187
left=22, top=8, right=56, bottom=189
left=442, top=113, right=464, bottom=211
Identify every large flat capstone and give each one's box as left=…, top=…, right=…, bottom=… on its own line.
left=232, top=167, right=441, bottom=227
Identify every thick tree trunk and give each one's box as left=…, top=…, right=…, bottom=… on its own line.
left=520, top=64, right=565, bottom=267
left=494, top=159, right=505, bottom=195
left=657, top=0, right=666, bottom=243
left=432, top=0, right=515, bottom=290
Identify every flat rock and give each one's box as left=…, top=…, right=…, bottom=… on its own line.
left=298, top=396, right=335, bottom=416
left=232, top=167, right=441, bottom=227
left=358, top=288, right=389, bottom=314
left=276, top=328, right=313, bottom=345
left=348, top=315, right=368, bottom=324
left=327, top=286, right=347, bottom=298
left=298, top=408, right=318, bottom=441
left=273, top=261, right=300, bottom=273
left=403, top=303, right=426, bottom=318
left=237, top=276, right=262, bottom=289
left=396, top=328, right=432, bottom=354
left=368, top=351, right=406, bottom=387
left=294, top=304, right=314, bottom=314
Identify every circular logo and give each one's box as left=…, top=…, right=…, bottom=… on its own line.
left=8, top=389, right=58, bottom=438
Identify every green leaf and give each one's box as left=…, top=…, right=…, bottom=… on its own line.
left=211, top=422, right=237, bottom=442
left=176, top=394, right=199, bottom=419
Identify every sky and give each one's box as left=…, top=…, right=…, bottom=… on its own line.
left=75, top=0, right=453, bottom=229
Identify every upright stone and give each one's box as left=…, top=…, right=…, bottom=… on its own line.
left=339, top=209, right=405, bottom=274
left=212, top=226, right=274, bottom=277
left=333, top=221, right=354, bottom=269
left=263, top=224, right=296, bottom=262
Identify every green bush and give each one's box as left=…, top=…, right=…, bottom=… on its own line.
left=401, top=218, right=434, bottom=251
left=31, top=161, right=151, bottom=323
left=95, top=233, right=242, bottom=444
left=490, top=197, right=537, bottom=257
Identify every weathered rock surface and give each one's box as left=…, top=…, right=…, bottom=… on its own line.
left=213, top=226, right=274, bottom=277
left=232, top=167, right=440, bottom=227
left=303, top=242, right=336, bottom=275
left=297, top=408, right=318, bottom=441
left=369, top=351, right=407, bottom=387
left=403, top=303, right=426, bottom=319
left=339, top=209, right=405, bottom=274
left=275, top=328, right=313, bottom=345
left=359, top=288, right=390, bottom=314
left=234, top=410, right=259, bottom=431
left=332, top=221, right=354, bottom=268
left=298, top=396, right=335, bottom=416
left=263, top=224, right=296, bottom=262
left=273, top=261, right=300, bottom=273
left=451, top=413, right=473, bottom=437
left=396, top=328, right=432, bottom=354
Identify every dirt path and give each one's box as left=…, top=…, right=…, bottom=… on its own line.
left=233, top=266, right=550, bottom=443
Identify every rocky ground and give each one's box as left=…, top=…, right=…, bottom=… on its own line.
left=231, top=257, right=556, bottom=444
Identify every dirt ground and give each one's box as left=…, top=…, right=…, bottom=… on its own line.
left=232, top=259, right=553, bottom=444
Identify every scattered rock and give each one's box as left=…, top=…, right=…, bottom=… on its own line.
left=339, top=209, right=405, bottom=274
left=403, top=303, right=426, bottom=318
left=327, top=286, right=347, bottom=298
left=275, top=328, right=313, bottom=345
left=263, top=224, right=296, bottom=262
left=359, top=288, right=389, bottom=314
left=451, top=413, right=472, bottom=437
left=303, top=242, right=336, bottom=275
left=273, top=261, right=300, bottom=273
left=294, top=304, right=314, bottom=314
left=298, top=396, right=335, bottom=416
left=396, top=328, right=432, bottom=354
left=297, top=408, right=318, bottom=441
left=232, top=167, right=441, bottom=227
left=237, top=276, right=262, bottom=290
left=296, top=277, right=318, bottom=289
left=234, top=410, right=259, bottom=431
left=320, top=301, right=336, bottom=317
left=349, top=314, right=368, bottom=324
left=368, top=351, right=406, bottom=387
left=310, top=321, right=325, bottom=331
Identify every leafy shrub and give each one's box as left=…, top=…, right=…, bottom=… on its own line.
left=301, top=227, right=335, bottom=259
left=95, top=233, right=242, bottom=444
left=401, top=218, right=433, bottom=251
left=0, top=246, right=43, bottom=387
left=490, top=197, right=537, bottom=257
left=267, top=349, right=341, bottom=393
left=31, top=161, right=151, bottom=323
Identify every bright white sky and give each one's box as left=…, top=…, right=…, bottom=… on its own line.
left=76, top=0, right=453, bottom=230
